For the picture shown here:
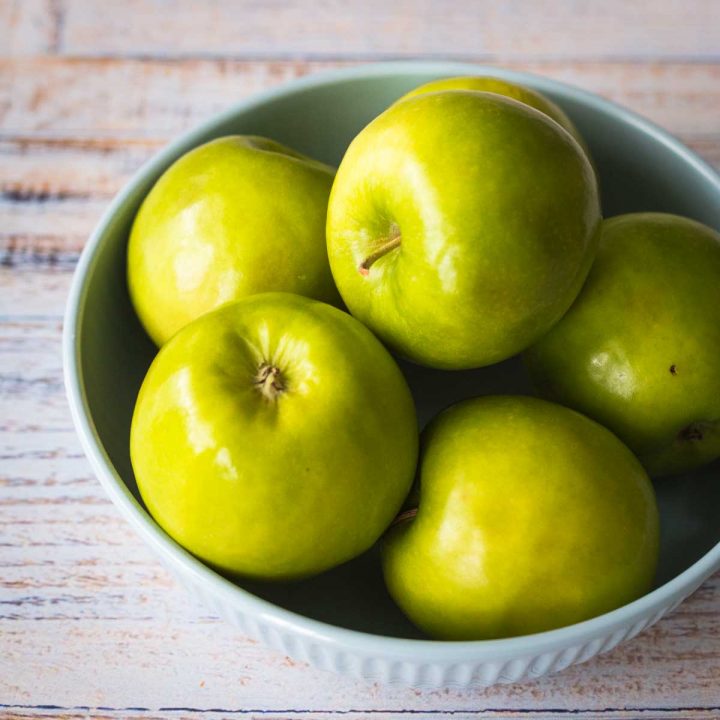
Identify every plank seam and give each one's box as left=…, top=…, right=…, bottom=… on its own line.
left=32, top=52, right=720, bottom=64
left=47, top=0, right=65, bottom=55
left=2, top=704, right=720, bottom=714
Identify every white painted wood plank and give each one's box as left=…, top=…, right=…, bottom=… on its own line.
left=57, top=0, right=720, bottom=61
left=1, top=197, right=104, bottom=259
left=2, top=712, right=720, bottom=720
left=0, top=270, right=72, bottom=318
left=1, top=59, right=719, bottom=140
left=0, top=0, right=57, bottom=57
left=0, top=138, right=162, bottom=199
left=1, top=570, right=719, bottom=712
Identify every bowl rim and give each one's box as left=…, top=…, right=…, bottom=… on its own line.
left=63, top=60, right=720, bottom=661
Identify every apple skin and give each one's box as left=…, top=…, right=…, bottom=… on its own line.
left=130, top=293, right=418, bottom=580
left=525, top=213, right=720, bottom=477
left=326, top=90, right=601, bottom=369
left=128, top=135, right=340, bottom=346
left=398, top=75, right=593, bottom=161
left=382, top=395, right=659, bottom=640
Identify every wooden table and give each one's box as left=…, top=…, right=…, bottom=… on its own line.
left=2, top=1, right=719, bottom=717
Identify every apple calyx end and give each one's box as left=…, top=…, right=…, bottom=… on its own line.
left=358, top=225, right=402, bottom=276
left=390, top=506, right=418, bottom=528
left=677, top=421, right=707, bottom=443
left=255, top=362, right=285, bottom=401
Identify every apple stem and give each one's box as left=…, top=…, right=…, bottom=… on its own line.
left=255, top=363, right=285, bottom=401
left=390, top=507, right=418, bottom=527
left=358, top=226, right=401, bottom=276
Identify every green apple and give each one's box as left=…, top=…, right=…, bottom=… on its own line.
left=382, top=395, right=659, bottom=640
left=130, top=292, right=418, bottom=580
left=326, top=90, right=600, bottom=369
left=398, top=75, right=592, bottom=161
left=525, top=213, right=720, bottom=477
left=128, top=135, right=339, bottom=346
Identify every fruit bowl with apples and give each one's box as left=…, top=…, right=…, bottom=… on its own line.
left=64, top=63, right=720, bottom=688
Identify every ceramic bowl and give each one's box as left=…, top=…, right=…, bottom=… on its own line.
left=63, top=62, right=720, bottom=689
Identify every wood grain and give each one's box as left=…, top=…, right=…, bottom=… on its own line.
left=0, top=138, right=162, bottom=199
left=50, top=0, right=720, bottom=61
left=2, top=0, right=720, bottom=716
left=2, top=58, right=720, bottom=139
left=0, top=272, right=71, bottom=319
left=0, top=0, right=57, bottom=57
left=3, top=714, right=720, bottom=720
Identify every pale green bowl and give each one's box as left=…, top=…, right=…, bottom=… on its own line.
left=63, top=62, right=720, bottom=688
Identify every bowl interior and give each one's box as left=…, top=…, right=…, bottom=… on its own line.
left=77, top=68, right=720, bottom=638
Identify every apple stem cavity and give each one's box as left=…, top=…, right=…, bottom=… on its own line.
left=358, top=225, right=401, bottom=276
left=255, top=362, right=285, bottom=401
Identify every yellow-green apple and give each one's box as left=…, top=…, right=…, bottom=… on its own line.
left=382, top=395, right=659, bottom=640
left=130, top=293, right=418, bottom=580
left=326, top=91, right=600, bottom=369
left=398, top=75, right=592, bottom=160
left=128, top=135, right=339, bottom=346
left=525, top=213, right=720, bottom=477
